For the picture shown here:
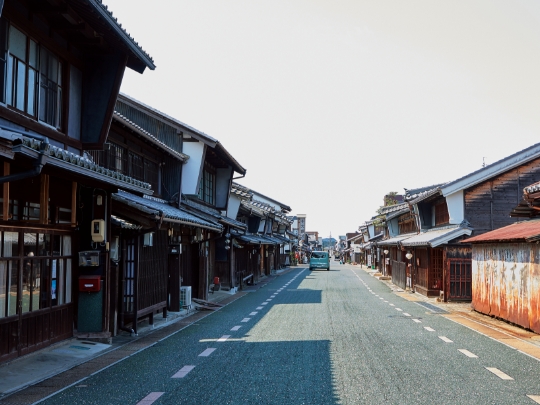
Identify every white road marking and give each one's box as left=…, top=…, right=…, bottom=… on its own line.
left=136, top=392, right=165, bottom=405
left=379, top=297, right=384, bottom=300
left=261, top=302, right=268, bottom=305
left=256, top=307, right=263, bottom=310
left=389, top=304, right=395, bottom=307
left=403, top=313, right=411, bottom=317
left=199, top=348, right=216, bottom=357
left=527, top=395, right=540, bottom=403
left=458, top=349, right=478, bottom=358
left=231, top=326, right=242, bottom=331
left=438, top=336, right=453, bottom=343
left=249, top=312, right=258, bottom=316
left=412, top=319, right=422, bottom=323
left=172, top=366, right=195, bottom=378
left=241, top=318, right=251, bottom=322
left=424, top=327, right=435, bottom=332
left=217, top=335, right=231, bottom=342
left=486, top=367, right=514, bottom=380
left=384, top=300, right=388, bottom=303
left=395, top=308, right=403, bottom=312
left=266, top=299, right=272, bottom=302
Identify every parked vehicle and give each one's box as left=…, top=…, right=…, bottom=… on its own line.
left=310, top=251, right=330, bottom=271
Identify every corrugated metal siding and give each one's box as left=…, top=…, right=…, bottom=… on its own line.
left=115, top=101, right=181, bottom=151
left=472, top=242, right=540, bottom=332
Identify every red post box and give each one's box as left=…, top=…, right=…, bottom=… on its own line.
left=79, top=275, right=101, bottom=292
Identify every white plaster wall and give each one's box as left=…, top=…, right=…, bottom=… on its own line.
left=181, top=141, right=205, bottom=195
left=446, top=190, right=464, bottom=224
left=227, top=194, right=242, bottom=219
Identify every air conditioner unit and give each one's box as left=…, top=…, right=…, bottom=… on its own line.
left=180, top=286, right=192, bottom=309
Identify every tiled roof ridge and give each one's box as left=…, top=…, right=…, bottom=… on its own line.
left=113, top=111, right=188, bottom=160
left=20, top=138, right=152, bottom=190
left=94, top=0, right=154, bottom=65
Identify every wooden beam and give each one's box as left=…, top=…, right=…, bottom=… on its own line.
left=71, top=182, right=77, bottom=226
left=3, top=162, right=9, bottom=220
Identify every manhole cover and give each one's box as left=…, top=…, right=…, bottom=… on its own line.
left=415, top=302, right=449, bottom=314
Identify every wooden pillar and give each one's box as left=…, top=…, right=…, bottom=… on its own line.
left=3, top=162, right=9, bottom=220
left=39, top=174, right=49, bottom=224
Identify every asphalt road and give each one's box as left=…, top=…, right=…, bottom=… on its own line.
left=38, top=263, right=540, bottom=405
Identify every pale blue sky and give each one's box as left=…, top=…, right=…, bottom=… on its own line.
left=106, top=0, right=540, bottom=237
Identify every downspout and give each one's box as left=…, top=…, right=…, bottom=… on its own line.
left=0, top=137, right=49, bottom=184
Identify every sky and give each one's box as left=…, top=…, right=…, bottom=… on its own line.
left=105, top=0, right=540, bottom=238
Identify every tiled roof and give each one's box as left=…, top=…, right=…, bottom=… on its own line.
left=377, top=233, right=417, bottom=246
left=181, top=198, right=247, bottom=230
left=113, top=190, right=223, bottom=232
left=231, top=182, right=252, bottom=199
left=407, top=187, right=442, bottom=204
left=404, top=184, right=446, bottom=201
left=401, top=224, right=472, bottom=247
left=91, top=0, right=155, bottom=69
left=17, top=136, right=152, bottom=192
left=463, top=219, right=540, bottom=243
left=112, top=112, right=188, bottom=161
left=111, top=215, right=142, bottom=230
left=379, top=202, right=409, bottom=215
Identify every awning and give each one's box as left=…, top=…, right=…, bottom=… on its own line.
left=237, top=234, right=274, bottom=245
left=377, top=233, right=417, bottom=246
left=401, top=225, right=473, bottom=248
left=182, top=199, right=247, bottom=231
left=463, top=219, right=540, bottom=243
left=113, top=190, right=223, bottom=232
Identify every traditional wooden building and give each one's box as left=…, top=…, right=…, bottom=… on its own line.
left=0, top=0, right=154, bottom=363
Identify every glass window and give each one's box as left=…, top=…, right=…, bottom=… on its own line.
left=7, top=261, right=17, bottom=316
left=4, top=232, right=18, bottom=256
left=0, top=260, right=6, bottom=317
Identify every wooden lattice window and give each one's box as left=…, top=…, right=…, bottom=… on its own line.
left=430, top=248, right=443, bottom=288
left=434, top=201, right=449, bottom=226
left=398, top=214, right=416, bottom=234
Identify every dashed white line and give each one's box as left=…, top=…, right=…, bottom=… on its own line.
left=231, top=326, right=242, bottom=331
left=389, top=304, right=395, bottom=307
left=403, top=313, right=411, bottom=317
left=249, top=312, right=258, bottom=316
left=266, top=299, right=272, bottom=302
left=395, top=308, right=403, bottom=312
left=241, top=318, right=251, bottom=322
left=217, top=335, right=231, bottom=342
left=261, top=302, right=268, bottom=305
left=458, top=349, right=478, bottom=358
left=199, top=348, right=216, bottom=357
left=486, top=367, right=514, bottom=380
left=172, top=366, right=195, bottom=378
left=412, top=319, right=422, bottom=323
left=424, top=327, right=435, bottom=332
left=438, top=336, right=453, bottom=343
left=136, top=392, right=165, bottom=405
left=256, top=307, right=263, bottom=310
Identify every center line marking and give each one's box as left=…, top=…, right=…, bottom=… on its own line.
left=403, top=313, right=411, bottom=316
left=256, top=307, right=263, bottom=310
left=438, top=336, right=453, bottom=343
left=241, top=318, right=251, bottom=322
left=458, top=349, right=478, bottom=358
left=389, top=304, right=395, bottom=306
left=136, top=392, right=165, bottom=405
left=261, top=302, right=268, bottom=305
left=217, top=335, right=231, bottom=342
left=199, top=348, right=216, bottom=357
left=249, top=312, right=258, bottom=316
left=527, top=395, right=540, bottom=403
left=424, top=327, right=435, bottom=332
left=266, top=299, right=272, bottom=301
left=412, top=319, right=422, bottom=323
left=231, top=326, right=241, bottom=331
left=172, top=365, right=195, bottom=378
left=486, top=367, right=514, bottom=380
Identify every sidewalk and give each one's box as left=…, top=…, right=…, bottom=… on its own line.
left=0, top=268, right=295, bottom=403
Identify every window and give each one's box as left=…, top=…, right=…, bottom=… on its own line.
left=434, top=201, right=449, bottom=226
left=198, top=163, right=215, bottom=205
left=0, top=231, right=72, bottom=319
left=2, top=23, right=63, bottom=129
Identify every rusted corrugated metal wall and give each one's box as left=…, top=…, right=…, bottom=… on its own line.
left=472, top=242, right=540, bottom=333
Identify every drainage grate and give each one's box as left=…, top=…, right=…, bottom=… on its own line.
left=415, top=302, right=449, bottom=314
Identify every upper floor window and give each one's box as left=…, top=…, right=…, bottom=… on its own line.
left=434, top=201, right=449, bottom=226
left=2, top=23, right=63, bottom=130
left=198, top=163, right=215, bottom=205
